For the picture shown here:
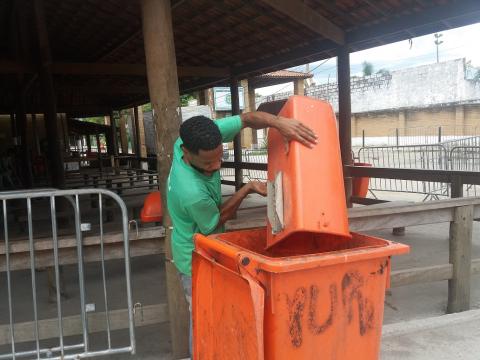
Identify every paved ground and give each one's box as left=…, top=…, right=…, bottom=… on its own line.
left=381, top=309, right=480, bottom=359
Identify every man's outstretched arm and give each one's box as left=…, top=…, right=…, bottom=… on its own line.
left=240, top=111, right=318, bottom=149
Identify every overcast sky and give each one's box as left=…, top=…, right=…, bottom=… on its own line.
left=256, top=22, right=480, bottom=96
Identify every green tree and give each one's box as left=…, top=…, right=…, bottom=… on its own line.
left=362, top=61, right=374, bottom=76
left=376, top=68, right=390, bottom=76
left=180, top=94, right=195, bottom=106
left=81, top=116, right=105, bottom=124
left=142, top=103, right=152, bottom=112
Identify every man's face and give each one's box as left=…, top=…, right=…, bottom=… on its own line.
left=182, top=144, right=223, bottom=177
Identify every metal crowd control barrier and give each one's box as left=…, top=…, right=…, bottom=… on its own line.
left=357, top=145, right=450, bottom=199
left=387, top=126, right=480, bottom=146
left=0, top=189, right=135, bottom=360
left=243, top=150, right=267, bottom=181
left=449, top=146, right=480, bottom=197
left=220, top=149, right=235, bottom=180
left=441, top=135, right=480, bottom=152
left=220, top=149, right=268, bottom=182
left=220, top=140, right=480, bottom=200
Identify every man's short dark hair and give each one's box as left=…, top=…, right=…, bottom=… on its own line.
left=180, top=116, right=222, bottom=154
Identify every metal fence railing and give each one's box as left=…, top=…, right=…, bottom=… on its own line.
left=0, top=188, right=135, bottom=360
left=220, top=137, right=480, bottom=199
left=449, top=146, right=480, bottom=197
left=441, top=135, right=480, bottom=152
left=244, top=150, right=267, bottom=181
left=357, top=145, right=450, bottom=199
left=220, top=149, right=235, bottom=180
left=220, top=149, right=267, bottom=182
left=387, top=126, right=480, bottom=146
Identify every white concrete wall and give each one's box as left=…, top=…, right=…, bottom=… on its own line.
left=259, top=59, right=480, bottom=114
left=350, top=59, right=478, bottom=113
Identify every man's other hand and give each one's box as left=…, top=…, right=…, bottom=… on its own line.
left=248, top=181, right=267, bottom=197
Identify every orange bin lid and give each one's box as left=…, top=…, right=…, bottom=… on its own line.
left=266, top=96, right=351, bottom=248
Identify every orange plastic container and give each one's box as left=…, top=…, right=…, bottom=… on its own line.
left=352, top=163, right=372, bottom=198
left=140, top=191, right=163, bottom=223
left=267, top=96, right=350, bottom=248
left=193, top=228, right=409, bottom=359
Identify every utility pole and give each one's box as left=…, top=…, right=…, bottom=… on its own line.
left=434, top=33, right=443, bottom=63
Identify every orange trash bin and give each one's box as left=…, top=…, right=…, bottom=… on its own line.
left=267, top=96, right=350, bottom=248
left=140, top=191, right=163, bottom=223
left=193, top=228, right=409, bottom=360
left=352, top=163, right=372, bottom=198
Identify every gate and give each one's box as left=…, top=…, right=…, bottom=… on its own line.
left=0, top=189, right=135, bottom=359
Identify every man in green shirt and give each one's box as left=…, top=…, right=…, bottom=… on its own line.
left=167, top=111, right=317, bottom=354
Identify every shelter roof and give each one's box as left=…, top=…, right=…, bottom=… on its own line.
left=1, top=0, right=479, bottom=116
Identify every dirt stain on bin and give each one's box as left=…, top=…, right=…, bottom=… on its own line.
left=308, top=284, right=337, bottom=335
left=342, top=271, right=375, bottom=336
left=370, top=259, right=389, bottom=276
left=286, top=287, right=307, bottom=347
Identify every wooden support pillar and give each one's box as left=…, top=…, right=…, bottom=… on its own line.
left=247, top=82, right=258, bottom=145
left=105, top=118, right=113, bottom=155
left=231, top=77, right=243, bottom=190
left=293, top=78, right=305, bottom=96
left=136, top=106, right=147, bottom=158
left=61, top=114, right=69, bottom=153
left=109, top=110, right=120, bottom=170
left=95, top=132, right=101, bottom=153
left=31, top=114, right=41, bottom=155
left=448, top=205, right=473, bottom=313
left=96, top=131, right=103, bottom=172
left=141, top=0, right=188, bottom=357
left=16, top=97, right=33, bottom=187
left=201, top=88, right=216, bottom=119
left=11, top=0, right=33, bottom=187
left=197, top=90, right=207, bottom=105
left=86, top=134, right=92, bottom=153
left=10, top=112, right=18, bottom=141
left=240, top=79, right=253, bottom=149
left=34, top=0, right=65, bottom=189
left=119, top=113, right=129, bottom=154
left=451, top=175, right=464, bottom=198
left=338, top=46, right=353, bottom=207
left=133, top=106, right=141, bottom=157
left=107, top=110, right=119, bottom=156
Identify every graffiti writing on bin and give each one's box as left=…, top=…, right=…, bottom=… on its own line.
left=285, top=271, right=376, bottom=348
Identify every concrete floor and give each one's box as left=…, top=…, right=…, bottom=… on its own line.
left=381, top=309, right=480, bottom=359
left=2, top=188, right=480, bottom=359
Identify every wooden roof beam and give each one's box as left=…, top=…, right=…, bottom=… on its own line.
left=58, top=84, right=148, bottom=95
left=259, top=0, right=345, bottom=45
left=51, top=62, right=147, bottom=76
left=0, top=60, right=230, bottom=77
left=51, top=63, right=230, bottom=78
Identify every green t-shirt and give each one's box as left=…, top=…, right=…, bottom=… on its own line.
left=167, top=115, right=242, bottom=275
